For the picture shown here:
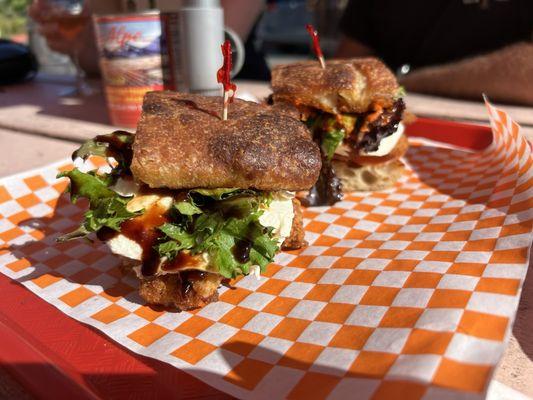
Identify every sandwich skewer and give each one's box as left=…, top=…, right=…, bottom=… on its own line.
left=217, top=40, right=237, bottom=121
left=305, top=24, right=326, bottom=69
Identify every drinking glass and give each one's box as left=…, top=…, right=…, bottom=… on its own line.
left=40, top=0, right=93, bottom=96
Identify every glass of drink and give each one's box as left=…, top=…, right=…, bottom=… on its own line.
left=40, top=0, right=92, bottom=96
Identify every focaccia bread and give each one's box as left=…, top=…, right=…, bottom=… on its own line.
left=271, top=58, right=399, bottom=114
left=131, top=91, right=321, bottom=191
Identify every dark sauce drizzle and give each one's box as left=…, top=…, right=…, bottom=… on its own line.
left=233, top=239, right=252, bottom=263
left=302, top=128, right=343, bottom=207
left=119, top=204, right=169, bottom=277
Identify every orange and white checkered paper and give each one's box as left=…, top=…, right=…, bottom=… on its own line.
left=0, top=101, right=532, bottom=400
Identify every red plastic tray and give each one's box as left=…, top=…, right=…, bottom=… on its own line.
left=0, top=118, right=492, bottom=399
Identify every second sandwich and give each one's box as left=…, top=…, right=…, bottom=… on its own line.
left=272, top=58, right=407, bottom=205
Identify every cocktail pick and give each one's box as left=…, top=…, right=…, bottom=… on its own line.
left=305, top=24, right=326, bottom=69
left=217, top=40, right=237, bottom=120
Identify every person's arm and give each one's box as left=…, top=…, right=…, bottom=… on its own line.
left=221, top=0, right=265, bottom=41
left=400, top=42, right=533, bottom=106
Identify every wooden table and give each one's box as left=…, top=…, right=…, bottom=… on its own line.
left=0, top=76, right=532, bottom=399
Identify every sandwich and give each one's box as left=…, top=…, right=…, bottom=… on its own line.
left=57, top=91, right=321, bottom=310
left=271, top=58, right=407, bottom=205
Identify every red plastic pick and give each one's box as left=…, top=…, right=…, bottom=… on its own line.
left=217, top=40, right=237, bottom=120
left=305, top=24, right=326, bottom=69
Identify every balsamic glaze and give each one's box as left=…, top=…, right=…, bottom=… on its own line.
left=94, top=130, right=134, bottom=172
left=162, top=252, right=202, bottom=272
left=119, top=204, right=169, bottom=277
left=179, top=270, right=207, bottom=297
left=355, top=98, right=405, bottom=153
left=301, top=154, right=343, bottom=207
left=302, top=126, right=343, bottom=207
left=233, top=239, right=252, bottom=263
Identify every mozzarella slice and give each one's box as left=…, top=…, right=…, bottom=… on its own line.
left=258, top=192, right=295, bottom=244
left=361, top=123, right=404, bottom=157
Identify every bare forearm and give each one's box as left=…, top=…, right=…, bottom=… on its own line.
left=400, top=42, right=533, bottom=106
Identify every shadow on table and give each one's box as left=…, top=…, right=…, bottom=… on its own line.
left=4, top=341, right=441, bottom=400
left=1, top=80, right=111, bottom=126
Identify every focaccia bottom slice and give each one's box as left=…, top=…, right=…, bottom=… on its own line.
left=333, top=159, right=406, bottom=192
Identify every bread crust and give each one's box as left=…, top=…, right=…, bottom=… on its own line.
left=272, top=58, right=399, bottom=114
left=131, top=91, right=321, bottom=191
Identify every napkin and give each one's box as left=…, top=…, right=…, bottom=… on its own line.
left=0, top=100, right=531, bottom=400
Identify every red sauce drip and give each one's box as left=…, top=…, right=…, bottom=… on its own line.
left=120, top=204, right=170, bottom=277
left=216, top=40, right=237, bottom=99
left=162, top=252, right=204, bottom=272
left=305, top=24, right=324, bottom=61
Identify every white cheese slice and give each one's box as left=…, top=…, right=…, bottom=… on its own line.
left=361, top=123, right=404, bottom=157
left=110, top=177, right=140, bottom=197
left=258, top=191, right=295, bottom=244
left=334, top=123, right=405, bottom=159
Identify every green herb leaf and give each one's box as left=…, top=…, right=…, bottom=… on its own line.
left=57, top=168, right=138, bottom=241
left=56, top=224, right=92, bottom=242
left=190, top=188, right=256, bottom=200
left=174, top=201, right=203, bottom=215
left=396, top=86, right=406, bottom=98
left=155, top=196, right=279, bottom=278
left=57, top=169, right=115, bottom=207
left=321, top=129, right=345, bottom=161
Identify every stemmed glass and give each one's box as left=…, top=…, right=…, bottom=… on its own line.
left=40, top=0, right=93, bottom=96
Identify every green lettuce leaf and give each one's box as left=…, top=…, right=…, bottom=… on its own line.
left=174, top=201, right=203, bottom=216
left=155, top=194, right=278, bottom=278
left=321, top=129, right=345, bottom=161
left=57, top=169, right=115, bottom=207
left=56, top=168, right=138, bottom=242
left=72, top=130, right=134, bottom=177
left=190, top=188, right=256, bottom=201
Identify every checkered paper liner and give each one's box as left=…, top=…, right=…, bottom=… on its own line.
left=0, top=101, right=532, bottom=400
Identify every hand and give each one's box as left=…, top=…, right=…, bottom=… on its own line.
left=28, top=0, right=100, bottom=77
left=28, top=0, right=90, bottom=55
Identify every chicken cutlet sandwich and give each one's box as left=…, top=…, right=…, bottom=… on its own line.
left=57, top=91, right=321, bottom=310
left=271, top=58, right=407, bottom=206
